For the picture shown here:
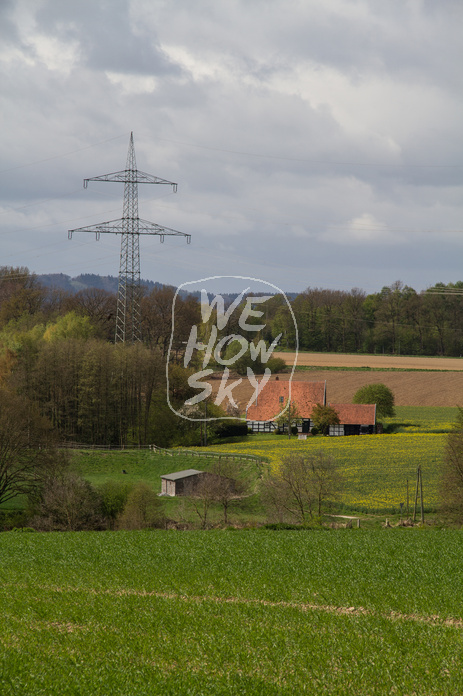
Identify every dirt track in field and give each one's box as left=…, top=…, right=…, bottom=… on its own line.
left=8, top=583, right=463, bottom=628
left=209, top=353, right=463, bottom=408
left=278, top=352, right=463, bottom=371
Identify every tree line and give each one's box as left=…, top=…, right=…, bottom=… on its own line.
left=271, top=280, right=463, bottom=356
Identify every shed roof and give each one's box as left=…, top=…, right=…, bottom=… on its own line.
left=246, top=380, right=326, bottom=422
left=329, top=403, right=376, bottom=425
left=160, top=469, right=204, bottom=481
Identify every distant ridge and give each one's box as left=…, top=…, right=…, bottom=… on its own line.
left=37, top=273, right=298, bottom=304
left=37, top=273, right=166, bottom=295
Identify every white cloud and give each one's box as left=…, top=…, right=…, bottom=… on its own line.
left=105, top=72, right=158, bottom=95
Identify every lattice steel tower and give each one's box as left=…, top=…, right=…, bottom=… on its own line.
left=68, top=133, right=191, bottom=343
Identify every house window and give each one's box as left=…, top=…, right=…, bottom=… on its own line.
left=329, top=424, right=344, bottom=437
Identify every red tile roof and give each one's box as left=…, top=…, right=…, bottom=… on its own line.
left=329, top=403, right=376, bottom=425
left=246, top=380, right=326, bottom=421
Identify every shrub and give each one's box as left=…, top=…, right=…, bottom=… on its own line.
left=98, top=480, right=133, bottom=529
left=32, top=472, right=103, bottom=531
left=311, top=404, right=340, bottom=436
left=211, top=420, right=249, bottom=439
left=266, top=357, right=287, bottom=373
left=117, top=483, right=166, bottom=530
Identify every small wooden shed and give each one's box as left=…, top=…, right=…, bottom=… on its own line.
left=160, top=469, right=206, bottom=497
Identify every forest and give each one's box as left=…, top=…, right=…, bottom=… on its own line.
left=0, top=266, right=462, bottom=449
left=271, top=280, right=463, bottom=356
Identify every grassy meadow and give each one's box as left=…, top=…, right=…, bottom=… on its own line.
left=70, top=436, right=445, bottom=516
left=2, top=529, right=463, bottom=695
left=68, top=406, right=458, bottom=516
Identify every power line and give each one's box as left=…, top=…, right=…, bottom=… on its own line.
left=157, top=136, right=463, bottom=169
left=0, top=134, right=127, bottom=175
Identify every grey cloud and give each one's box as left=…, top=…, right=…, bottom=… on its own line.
left=0, top=0, right=18, bottom=44
left=32, top=0, right=180, bottom=76
left=0, top=0, right=461, bottom=294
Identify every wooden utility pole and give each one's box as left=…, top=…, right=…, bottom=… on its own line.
left=419, top=466, right=424, bottom=524
left=413, top=466, right=424, bottom=523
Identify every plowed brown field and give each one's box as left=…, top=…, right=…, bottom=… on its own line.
left=209, top=353, right=463, bottom=408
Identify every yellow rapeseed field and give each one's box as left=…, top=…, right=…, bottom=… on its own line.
left=205, top=433, right=445, bottom=512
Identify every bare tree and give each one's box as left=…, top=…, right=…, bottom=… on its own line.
left=274, top=398, right=301, bottom=437
left=263, top=451, right=343, bottom=523
left=0, top=385, right=64, bottom=506
left=67, top=287, right=116, bottom=341
left=33, top=471, right=103, bottom=531
left=209, top=460, right=249, bottom=525
left=186, top=461, right=250, bottom=527
left=186, top=473, right=218, bottom=529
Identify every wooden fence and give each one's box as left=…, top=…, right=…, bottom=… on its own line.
left=149, top=444, right=268, bottom=466
left=58, top=442, right=268, bottom=466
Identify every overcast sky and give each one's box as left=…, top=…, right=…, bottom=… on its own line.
left=1, top=0, right=462, bottom=294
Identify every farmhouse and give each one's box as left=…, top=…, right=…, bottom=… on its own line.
left=246, top=379, right=377, bottom=435
left=246, top=380, right=325, bottom=432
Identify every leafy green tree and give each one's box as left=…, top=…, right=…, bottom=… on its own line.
left=311, top=404, right=340, bottom=436
left=353, top=383, right=395, bottom=418
left=43, top=311, right=96, bottom=342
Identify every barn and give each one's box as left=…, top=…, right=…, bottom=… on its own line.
left=327, top=403, right=377, bottom=436
left=160, top=469, right=238, bottom=497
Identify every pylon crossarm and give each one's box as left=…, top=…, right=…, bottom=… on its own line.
left=68, top=219, right=125, bottom=238
left=137, top=219, right=191, bottom=237
left=69, top=219, right=191, bottom=240
left=84, top=170, right=177, bottom=189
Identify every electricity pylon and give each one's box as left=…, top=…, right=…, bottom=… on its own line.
left=68, top=133, right=191, bottom=343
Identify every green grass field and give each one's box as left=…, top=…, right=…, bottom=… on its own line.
left=384, top=406, right=459, bottom=433
left=2, top=529, right=463, bottom=695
